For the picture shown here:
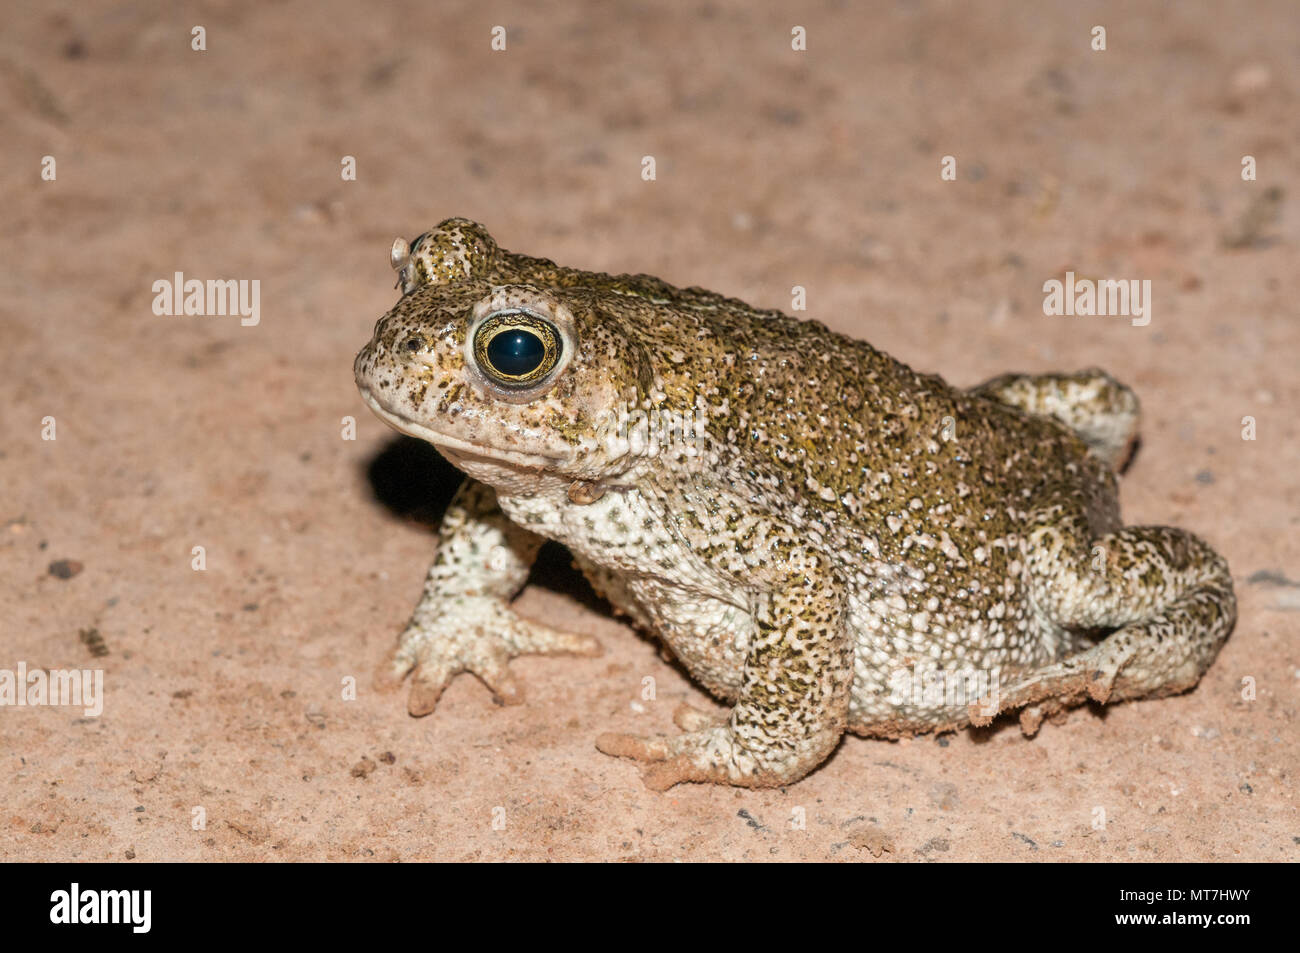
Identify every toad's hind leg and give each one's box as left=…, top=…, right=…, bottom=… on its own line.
left=983, top=522, right=1235, bottom=731
left=972, top=369, right=1139, bottom=469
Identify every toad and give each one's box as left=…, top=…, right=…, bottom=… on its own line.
left=354, top=219, right=1235, bottom=789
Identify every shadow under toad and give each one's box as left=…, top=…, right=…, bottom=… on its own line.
left=362, top=435, right=610, bottom=615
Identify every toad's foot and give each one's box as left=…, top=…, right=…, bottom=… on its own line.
left=376, top=597, right=601, bottom=714
left=592, top=703, right=733, bottom=788
left=972, top=368, right=1139, bottom=470
left=595, top=723, right=769, bottom=791
left=376, top=478, right=601, bottom=715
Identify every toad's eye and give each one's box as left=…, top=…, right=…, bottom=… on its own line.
left=472, top=311, right=562, bottom=387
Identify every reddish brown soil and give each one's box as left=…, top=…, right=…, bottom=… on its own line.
left=2, top=0, right=1296, bottom=861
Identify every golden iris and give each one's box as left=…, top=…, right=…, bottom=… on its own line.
left=473, top=312, right=561, bottom=386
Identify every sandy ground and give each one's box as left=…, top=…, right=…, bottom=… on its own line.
left=2, top=0, right=1296, bottom=862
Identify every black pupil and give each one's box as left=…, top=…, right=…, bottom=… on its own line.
left=487, top=328, right=545, bottom=376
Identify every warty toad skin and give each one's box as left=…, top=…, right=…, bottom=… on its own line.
left=354, top=219, right=1236, bottom=790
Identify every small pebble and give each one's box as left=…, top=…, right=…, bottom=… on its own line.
left=48, top=559, right=83, bottom=579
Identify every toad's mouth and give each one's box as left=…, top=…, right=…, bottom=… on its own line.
left=357, top=386, right=565, bottom=470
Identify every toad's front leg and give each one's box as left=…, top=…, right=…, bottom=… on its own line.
left=597, top=560, right=853, bottom=789
left=376, top=478, right=602, bottom=714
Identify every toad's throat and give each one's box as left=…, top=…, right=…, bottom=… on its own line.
left=357, top=386, right=565, bottom=470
